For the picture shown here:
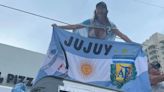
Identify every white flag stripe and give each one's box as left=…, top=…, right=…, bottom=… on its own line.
left=66, top=51, right=112, bottom=82
left=135, top=56, right=148, bottom=76
left=41, top=53, right=55, bottom=67
left=44, top=56, right=66, bottom=75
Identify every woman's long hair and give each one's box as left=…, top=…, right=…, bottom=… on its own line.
left=93, top=10, right=111, bottom=27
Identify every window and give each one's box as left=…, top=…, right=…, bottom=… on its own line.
left=145, top=49, right=148, bottom=53
left=150, top=55, right=158, bottom=60
left=149, top=50, right=157, bottom=55
left=160, top=40, right=164, bottom=44
left=161, top=46, right=164, bottom=49
left=148, top=45, right=156, bottom=50
left=162, top=52, right=164, bottom=54
left=152, top=60, right=158, bottom=63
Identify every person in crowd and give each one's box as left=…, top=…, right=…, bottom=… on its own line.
left=52, top=1, right=132, bottom=42
left=149, top=62, right=164, bottom=91
left=11, top=83, right=27, bottom=92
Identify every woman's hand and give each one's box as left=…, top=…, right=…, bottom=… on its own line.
left=51, top=23, right=58, bottom=27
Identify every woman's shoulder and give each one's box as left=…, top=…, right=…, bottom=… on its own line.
left=108, top=20, right=117, bottom=28
left=81, top=19, right=93, bottom=25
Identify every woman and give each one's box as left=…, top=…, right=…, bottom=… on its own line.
left=52, top=1, right=132, bottom=42
left=149, top=62, right=164, bottom=85
left=149, top=62, right=164, bottom=91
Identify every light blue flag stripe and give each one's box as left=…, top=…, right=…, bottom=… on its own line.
left=34, top=27, right=152, bottom=92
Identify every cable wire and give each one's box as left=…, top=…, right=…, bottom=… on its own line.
left=132, top=0, right=164, bottom=9
left=0, top=3, right=71, bottom=25
left=0, top=3, right=127, bottom=41
left=0, top=3, right=110, bottom=29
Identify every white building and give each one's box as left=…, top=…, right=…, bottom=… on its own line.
left=143, top=32, right=164, bottom=71
left=0, top=43, right=119, bottom=92
left=0, top=43, right=44, bottom=91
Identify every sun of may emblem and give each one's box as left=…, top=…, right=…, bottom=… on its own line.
left=80, top=63, right=93, bottom=76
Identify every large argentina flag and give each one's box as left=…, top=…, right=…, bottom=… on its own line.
left=35, top=27, right=152, bottom=92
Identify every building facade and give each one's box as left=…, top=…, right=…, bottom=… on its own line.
left=0, top=43, right=45, bottom=91
left=143, top=32, right=164, bottom=71
left=0, top=43, right=119, bottom=92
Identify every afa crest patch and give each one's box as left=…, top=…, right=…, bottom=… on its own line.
left=111, top=61, right=137, bottom=88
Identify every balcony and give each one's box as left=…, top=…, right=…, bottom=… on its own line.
left=160, top=40, right=164, bottom=44
left=148, top=45, right=156, bottom=50
left=161, top=46, right=164, bottom=50
left=149, top=50, right=157, bottom=55
left=150, top=55, right=158, bottom=61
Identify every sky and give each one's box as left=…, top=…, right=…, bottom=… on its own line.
left=0, top=0, right=164, bottom=54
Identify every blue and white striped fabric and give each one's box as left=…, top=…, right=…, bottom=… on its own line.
left=35, top=27, right=152, bottom=92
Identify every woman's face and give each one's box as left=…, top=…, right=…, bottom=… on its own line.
left=149, top=64, right=161, bottom=75
left=96, top=6, right=107, bottom=18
